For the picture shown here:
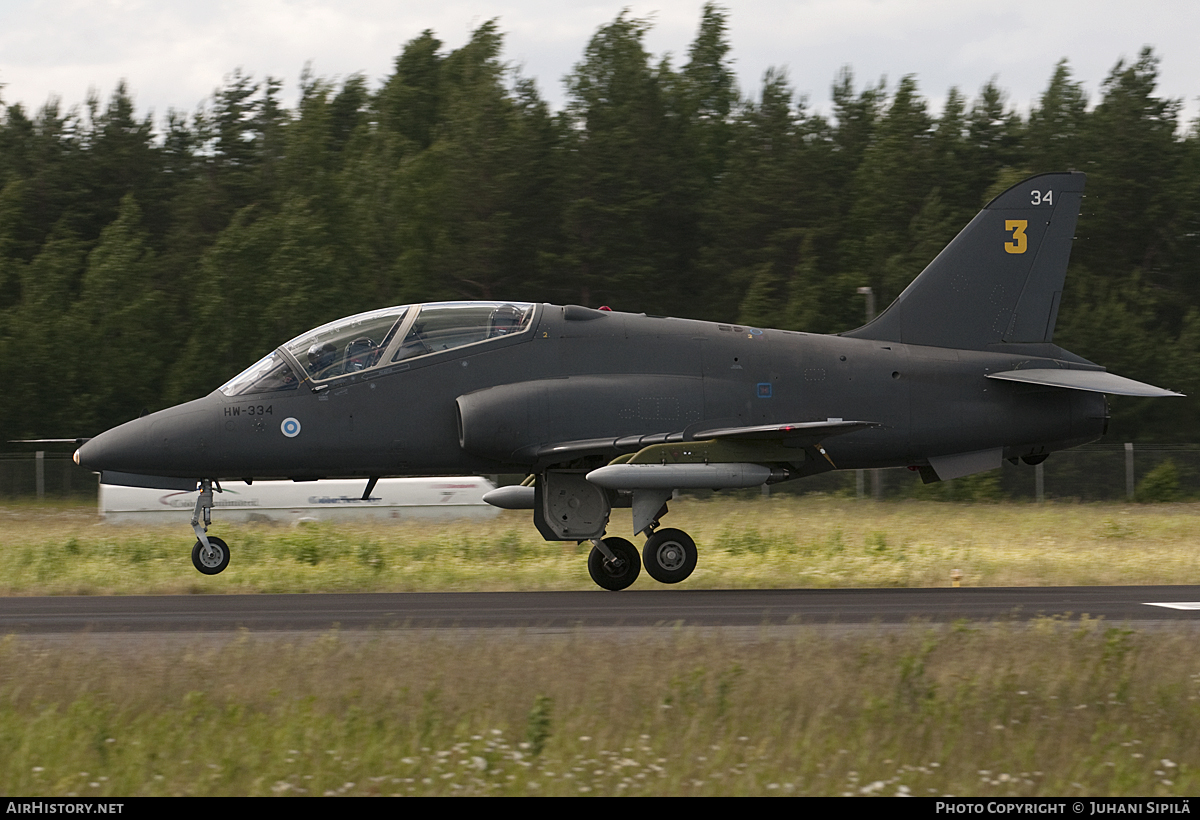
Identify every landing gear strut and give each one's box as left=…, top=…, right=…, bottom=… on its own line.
left=189, top=479, right=230, bottom=575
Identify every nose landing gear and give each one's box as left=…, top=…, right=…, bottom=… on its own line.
left=189, top=479, right=231, bottom=575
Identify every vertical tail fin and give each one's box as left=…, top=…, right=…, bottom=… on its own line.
left=843, top=171, right=1085, bottom=350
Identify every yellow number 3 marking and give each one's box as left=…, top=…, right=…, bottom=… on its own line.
left=1005, top=219, right=1027, bottom=254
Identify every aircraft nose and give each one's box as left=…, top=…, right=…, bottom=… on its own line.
left=76, top=415, right=158, bottom=473
left=76, top=396, right=221, bottom=476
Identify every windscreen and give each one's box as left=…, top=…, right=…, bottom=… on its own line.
left=219, top=351, right=301, bottom=397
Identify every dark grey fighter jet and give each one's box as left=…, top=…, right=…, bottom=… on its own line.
left=76, top=172, right=1181, bottom=589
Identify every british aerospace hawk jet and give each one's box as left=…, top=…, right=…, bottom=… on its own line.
left=75, top=172, right=1181, bottom=590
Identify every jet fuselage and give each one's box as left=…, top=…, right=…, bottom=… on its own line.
left=78, top=304, right=1105, bottom=481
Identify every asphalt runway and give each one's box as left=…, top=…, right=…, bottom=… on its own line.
left=2, top=586, right=1200, bottom=635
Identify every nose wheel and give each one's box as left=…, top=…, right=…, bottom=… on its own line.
left=192, top=536, right=230, bottom=575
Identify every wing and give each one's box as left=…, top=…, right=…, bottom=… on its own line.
left=521, top=418, right=876, bottom=466
left=689, top=419, right=877, bottom=443
left=494, top=419, right=877, bottom=533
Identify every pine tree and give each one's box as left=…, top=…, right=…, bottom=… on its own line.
left=840, top=76, right=935, bottom=309
left=1025, top=59, right=1089, bottom=174
left=67, top=195, right=166, bottom=430
left=559, top=10, right=673, bottom=309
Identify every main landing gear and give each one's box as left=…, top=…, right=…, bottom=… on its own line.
left=585, top=527, right=699, bottom=591
left=587, top=537, right=640, bottom=591
left=189, top=478, right=231, bottom=575
left=641, top=528, right=697, bottom=585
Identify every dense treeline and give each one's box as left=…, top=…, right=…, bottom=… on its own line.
left=2, top=5, right=1199, bottom=446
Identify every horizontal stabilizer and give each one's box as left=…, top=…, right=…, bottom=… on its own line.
left=691, top=419, right=876, bottom=443
left=986, top=369, right=1183, bottom=397
left=9, top=438, right=92, bottom=445
left=587, top=463, right=778, bottom=490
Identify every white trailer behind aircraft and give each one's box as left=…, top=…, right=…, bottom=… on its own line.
left=99, top=477, right=499, bottom=524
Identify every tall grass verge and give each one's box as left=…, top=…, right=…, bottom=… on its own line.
left=3, top=497, right=1200, bottom=594
left=1, top=622, right=1198, bottom=796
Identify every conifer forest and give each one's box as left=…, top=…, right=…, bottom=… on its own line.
left=2, top=5, right=1199, bottom=446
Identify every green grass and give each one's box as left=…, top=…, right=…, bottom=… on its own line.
left=2, top=621, right=1199, bottom=796
left=5, top=497, right=1200, bottom=797
left=3, top=496, right=1200, bottom=594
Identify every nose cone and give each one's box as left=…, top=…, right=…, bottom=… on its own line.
left=76, top=415, right=156, bottom=473
left=77, top=395, right=222, bottom=477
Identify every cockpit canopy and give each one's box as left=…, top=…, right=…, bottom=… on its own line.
left=220, top=301, right=535, bottom=397
left=288, top=305, right=410, bottom=383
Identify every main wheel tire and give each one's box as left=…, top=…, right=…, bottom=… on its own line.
left=192, top=536, right=230, bottom=575
left=587, top=537, right=641, bottom=591
left=642, top=528, right=697, bottom=584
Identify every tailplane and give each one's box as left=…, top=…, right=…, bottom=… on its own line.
left=843, top=171, right=1086, bottom=350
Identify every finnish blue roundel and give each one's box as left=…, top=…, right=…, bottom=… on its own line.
left=281, top=417, right=302, bottom=438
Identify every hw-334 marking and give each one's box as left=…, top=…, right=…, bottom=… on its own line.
left=224, top=405, right=273, bottom=416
